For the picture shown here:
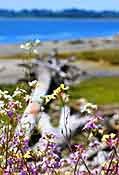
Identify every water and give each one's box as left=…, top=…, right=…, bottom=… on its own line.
left=0, top=18, right=119, bottom=44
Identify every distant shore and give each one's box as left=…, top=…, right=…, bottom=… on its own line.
left=1, top=17, right=119, bottom=20
left=0, top=8, right=119, bottom=19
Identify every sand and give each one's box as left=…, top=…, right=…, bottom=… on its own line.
left=0, top=36, right=119, bottom=57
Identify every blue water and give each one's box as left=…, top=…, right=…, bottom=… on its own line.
left=0, top=18, right=119, bottom=44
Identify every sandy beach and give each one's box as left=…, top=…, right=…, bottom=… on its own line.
left=0, top=36, right=119, bottom=56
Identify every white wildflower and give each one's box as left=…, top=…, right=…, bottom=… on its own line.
left=25, top=42, right=31, bottom=47
left=15, top=101, right=22, bottom=108
left=33, top=49, right=38, bottom=54
left=25, top=95, right=30, bottom=102
left=12, top=88, right=26, bottom=97
left=28, top=80, right=38, bottom=87
left=0, top=101, right=4, bottom=109
left=3, top=94, right=12, bottom=100
left=20, top=44, right=25, bottom=49
left=35, top=39, right=40, bottom=44
left=13, top=90, right=21, bottom=97
left=80, top=103, right=97, bottom=114
left=40, top=106, right=44, bottom=112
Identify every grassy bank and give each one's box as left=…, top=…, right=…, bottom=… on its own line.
left=0, top=53, right=36, bottom=60
left=0, top=48, right=119, bottom=65
left=0, top=83, right=30, bottom=95
left=70, top=76, right=119, bottom=105
left=1, top=76, right=119, bottom=105
left=58, top=48, right=119, bottom=65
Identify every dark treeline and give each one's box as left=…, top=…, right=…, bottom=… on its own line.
left=0, top=9, right=119, bottom=18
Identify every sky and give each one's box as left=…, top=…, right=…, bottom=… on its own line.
left=0, top=0, right=119, bottom=11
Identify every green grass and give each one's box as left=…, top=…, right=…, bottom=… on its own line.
left=58, top=48, right=119, bottom=65
left=1, top=76, right=119, bottom=105
left=0, top=83, right=30, bottom=95
left=1, top=48, right=119, bottom=65
left=0, top=53, right=36, bottom=60
left=70, top=76, right=119, bottom=105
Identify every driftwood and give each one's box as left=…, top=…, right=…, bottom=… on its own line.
left=0, top=66, right=5, bottom=73
left=98, top=104, right=119, bottom=116
left=16, top=56, right=83, bottom=149
left=16, top=56, right=119, bottom=143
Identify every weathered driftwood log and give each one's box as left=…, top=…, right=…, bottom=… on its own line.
left=0, top=66, right=5, bottom=72
left=16, top=57, right=83, bottom=149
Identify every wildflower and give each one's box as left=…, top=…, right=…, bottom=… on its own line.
left=80, top=102, right=97, bottom=114
left=43, top=133, right=55, bottom=142
left=60, top=83, right=69, bottom=91
left=8, top=101, right=16, bottom=109
left=35, top=39, right=40, bottom=44
left=34, top=39, right=41, bottom=47
left=28, top=80, right=38, bottom=88
left=102, top=133, right=116, bottom=142
left=24, top=94, right=30, bottom=102
left=101, top=160, right=118, bottom=175
left=83, top=118, right=97, bottom=130
left=20, top=41, right=31, bottom=50
left=33, top=49, right=38, bottom=54
left=74, top=144, right=86, bottom=157
left=25, top=42, right=31, bottom=48
left=101, top=133, right=118, bottom=148
left=20, top=44, right=25, bottom=49
left=13, top=88, right=26, bottom=97
left=43, top=84, right=69, bottom=104
left=7, top=110, right=14, bottom=119
left=70, top=144, right=86, bottom=164
left=0, top=100, right=4, bottom=109
left=23, top=150, right=31, bottom=159
left=43, top=94, right=56, bottom=104
left=15, top=153, right=23, bottom=159
left=89, top=140, right=100, bottom=148
left=15, top=100, right=22, bottom=109
left=40, top=106, right=44, bottom=111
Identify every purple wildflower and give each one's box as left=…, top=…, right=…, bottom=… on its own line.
left=7, top=110, right=14, bottom=118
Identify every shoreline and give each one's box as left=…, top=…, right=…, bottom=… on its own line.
left=0, top=35, right=119, bottom=56
left=1, top=17, right=119, bottom=20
